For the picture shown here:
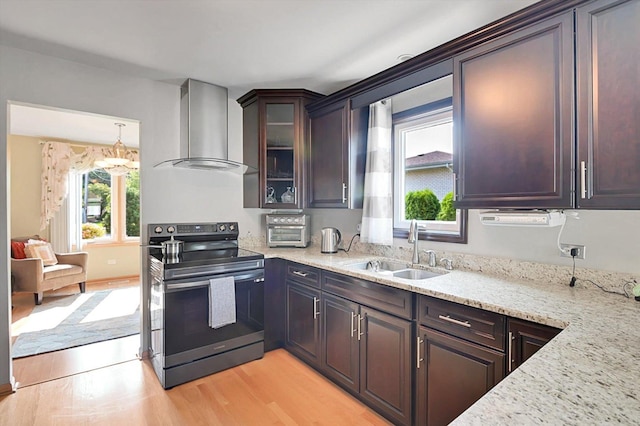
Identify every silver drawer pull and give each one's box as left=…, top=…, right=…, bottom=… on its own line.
left=417, top=336, right=424, bottom=369
left=580, top=161, right=587, bottom=199
left=350, top=312, right=357, bottom=338
left=508, top=331, right=514, bottom=373
left=438, top=314, right=471, bottom=328
left=292, top=270, right=308, bottom=277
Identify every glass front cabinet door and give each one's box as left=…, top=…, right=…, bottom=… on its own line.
left=239, top=89, right=323, bottom=208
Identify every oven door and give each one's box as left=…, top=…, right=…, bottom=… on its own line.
left=267, top=225, right=307, bottom=247
left=162, top=269, right=264, bottom=368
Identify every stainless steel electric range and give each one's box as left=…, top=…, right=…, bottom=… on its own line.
left=147, top=222, right=265, bottom=389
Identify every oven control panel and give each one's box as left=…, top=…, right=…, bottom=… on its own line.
left=149, top=222, right=239, bottom=238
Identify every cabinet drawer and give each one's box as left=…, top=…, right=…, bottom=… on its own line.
left=286, top=262, right=320, bottom=288
left=321, top=271, right=413, bottom=319
left=418, top=295, right=505, bottom=351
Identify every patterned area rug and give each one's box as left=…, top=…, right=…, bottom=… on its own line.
left=11, top=287, right=140, bottom=358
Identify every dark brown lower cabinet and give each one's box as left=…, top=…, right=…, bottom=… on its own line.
left=322, top=293, right=359, bottom=392
left=507, top=318, right=561, bottom=374
left=360, top=307, right=412, bottom=426
left=321, top=293, right=413, bottom=426
left=286, top=281, right=321, bottom=368
left=264, top=258, right=285, bottom=352
left=416, top=326, right=505, bottom=426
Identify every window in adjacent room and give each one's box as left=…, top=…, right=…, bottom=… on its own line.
left=70, top=168, right=140, bottom=247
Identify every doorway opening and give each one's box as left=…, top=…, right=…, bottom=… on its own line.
left=7, top=102, right=142, bottom=387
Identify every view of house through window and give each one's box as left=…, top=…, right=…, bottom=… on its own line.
left=79, top=169, right=140, bottom=243
left=393, top=99, right=464, bottom=240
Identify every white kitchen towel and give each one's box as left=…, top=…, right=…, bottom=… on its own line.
left=208, top=276, right=236, bottom=329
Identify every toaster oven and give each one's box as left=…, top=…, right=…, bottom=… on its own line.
left=266, top=213, right=310, bottom=248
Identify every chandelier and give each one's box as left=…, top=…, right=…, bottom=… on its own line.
left=95, top=123, right=139, bottom=175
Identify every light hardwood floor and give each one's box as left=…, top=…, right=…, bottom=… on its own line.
left=1, top=349, right=391, bottom=425
left=11, top=278, right=141, bottom=387
left=7, top=279, right=391, bottom=425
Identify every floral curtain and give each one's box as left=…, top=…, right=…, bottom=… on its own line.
left=360, top=99, right=394, bottom=245
left=40, top=141, right=139, bottom=230
left=41, top=142, right=73, bottom=230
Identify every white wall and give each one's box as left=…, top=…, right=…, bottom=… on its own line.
left=0, top=45, right=176, bottom=390
left=415, top=210, right=640, bottom=274
left=315, top=208, right=640, bottom=275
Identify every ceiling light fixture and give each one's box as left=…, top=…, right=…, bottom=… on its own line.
left=397, top=54, right=414, bottom=62
left=95, top=123, right=139, bottom=174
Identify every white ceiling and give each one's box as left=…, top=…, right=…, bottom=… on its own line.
left=0, top=0, right=539, bottom=144
left=9, top=103, right=140, bottom=147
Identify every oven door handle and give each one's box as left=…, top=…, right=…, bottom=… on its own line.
left=165, top=270, right=264, bottom=291
left=270, top=225, right=305, bottom=229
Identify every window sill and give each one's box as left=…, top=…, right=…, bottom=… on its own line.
left=81, top=239, right=140, bottom=249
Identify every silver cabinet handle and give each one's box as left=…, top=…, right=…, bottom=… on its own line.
left=293, top=186, right=297, bottom=204
left=313, top=297, right=320, bottom=319
left=508, top=331, right=514, bottom=373
left=417, top=336, right=424, bottom=369
left=292, top=270, right=308, bottom=277
left=357, top=314, right=364, bottom=340
left=438, top=314, right=471, bottom=328
left=580, top=161, right=587, bottom=199
left=342, top=182, right=347, bottom=204
left=452, top=172, right=457, bottom=201
left=350, top=312, right=356, bottom=338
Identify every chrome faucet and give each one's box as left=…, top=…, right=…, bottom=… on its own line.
left=367, top=260, right=380, bottom=272
left=422, top=250, right=437, bottom=267
left=408, top=219, right=421, bottom=264
left=440, top=258, right=454, bottom=271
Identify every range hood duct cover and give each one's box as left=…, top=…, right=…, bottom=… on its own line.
left=155, top=79, right=255, bottom=173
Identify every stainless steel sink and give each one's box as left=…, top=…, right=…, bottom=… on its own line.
left=346, top=259, right=444, bottom=281
left=392, top=269, right=440, bottom=280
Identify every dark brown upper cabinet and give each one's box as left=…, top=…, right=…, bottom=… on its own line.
left=576, top=0, right=640, bottom=209
left=238, top=89, right=322, bottom=208
left=453, top=11, right=575, bottom=209
left=306, top=100, right=368, bottom=208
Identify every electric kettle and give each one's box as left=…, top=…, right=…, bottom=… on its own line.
left=321, top=227, right=342, bottom=253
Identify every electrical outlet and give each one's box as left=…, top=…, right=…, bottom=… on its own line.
left=356, top=223, right=361, bottom=232
left=560, top=244, right=586, bottom=260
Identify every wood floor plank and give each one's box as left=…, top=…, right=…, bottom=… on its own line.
left=0, top=350, right=391, bottom=426
left=11, top=280, right=141, bottom=387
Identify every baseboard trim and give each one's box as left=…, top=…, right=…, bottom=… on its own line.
left=86, top=275, right=140, bottom=286
left=0, top=377, right=17, bottom=395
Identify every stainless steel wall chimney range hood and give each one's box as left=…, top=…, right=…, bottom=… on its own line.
left=155, top=79, right=254, bottom=172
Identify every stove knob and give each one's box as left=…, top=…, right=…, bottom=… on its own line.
left=229, top=223, right=236, bottom=231
left=219, top=224, right=226, bottom=232
left=167, top=226, right=175, bottom=233
left=287, top=218, right=293, bottom=223
left=154, top=226, right=163, bottom=234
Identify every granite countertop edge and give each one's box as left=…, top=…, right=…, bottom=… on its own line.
left=253, top=245, right=640, bottom=424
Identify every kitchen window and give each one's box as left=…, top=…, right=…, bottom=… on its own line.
left=392, top=98, right=467, bottom=243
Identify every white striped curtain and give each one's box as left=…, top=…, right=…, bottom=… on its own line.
left=360, top=99, right=393, bottom=245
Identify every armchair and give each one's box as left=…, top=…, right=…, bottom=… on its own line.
left=10, top=236, right=88, bottom=305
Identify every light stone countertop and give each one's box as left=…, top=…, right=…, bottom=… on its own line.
left=248, top=244, right=640, bottom=425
